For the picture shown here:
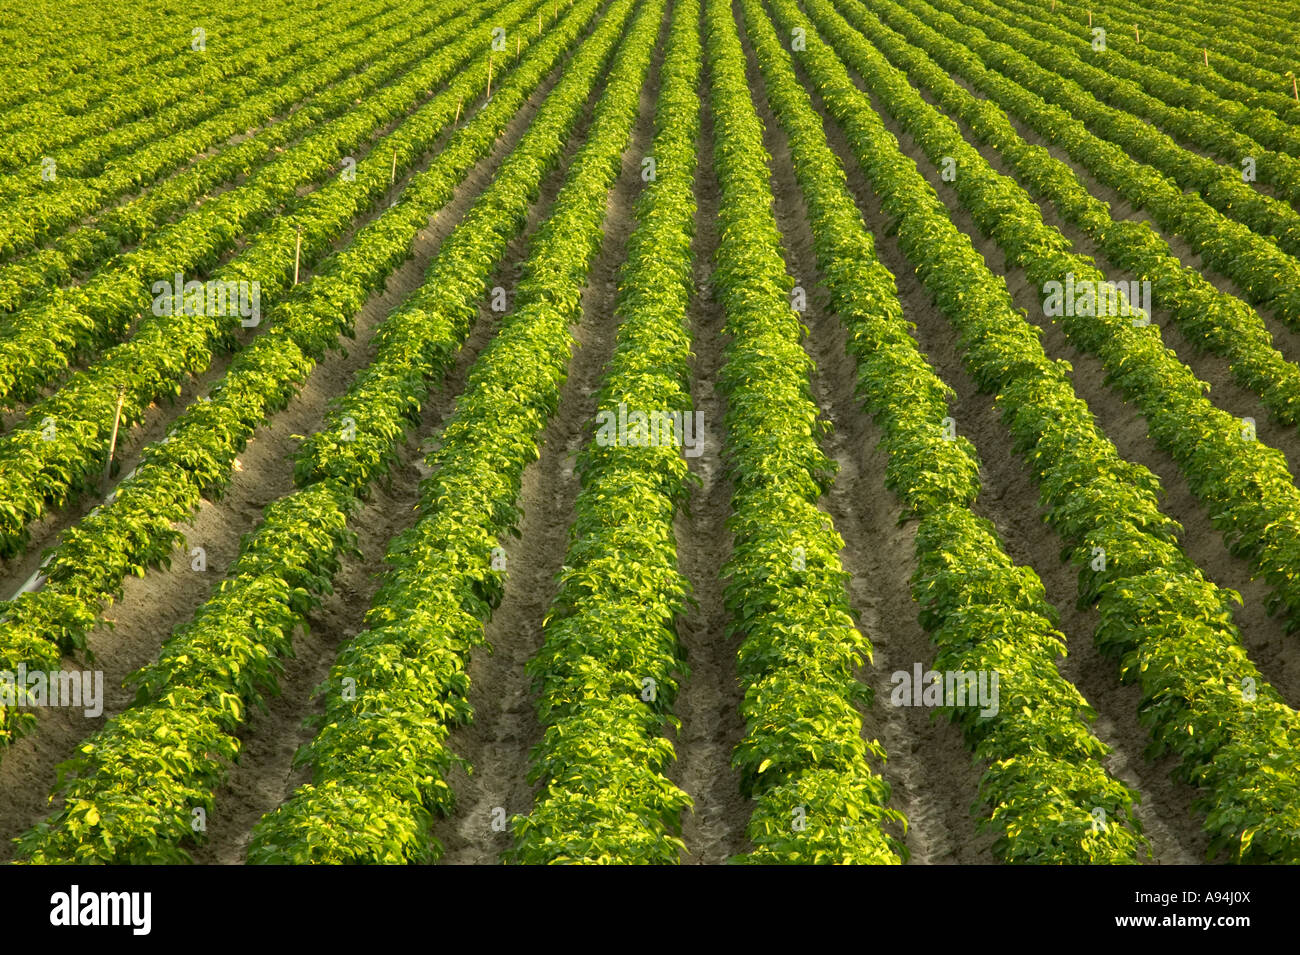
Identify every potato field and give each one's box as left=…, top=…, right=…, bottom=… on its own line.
left=1, top=0, right=1299, bottom=869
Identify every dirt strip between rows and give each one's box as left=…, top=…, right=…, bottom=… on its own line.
left=667, top=17, right=752, bottom=860
left=0, top=11, right=599, bottom=861
left=786, top=0, right=1210, bottom=861
left=432, top=1, right=670, bottom=865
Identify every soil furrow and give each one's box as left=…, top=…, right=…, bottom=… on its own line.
left=667, top=23, right=752, bottom=861
left=0, top=36, right=578, bottom=862
left=740, top=8, right=991, bottom=863
left=432, top=2, right=669, bottom=865
left=785, top=14, right=1209, bottom=862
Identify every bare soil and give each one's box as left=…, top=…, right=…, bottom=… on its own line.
left=667, top=35, right=753, bottom=862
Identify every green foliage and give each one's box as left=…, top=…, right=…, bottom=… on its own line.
left=802, top=0, right=1300, bottom=862
left=11, top=0, right=614, bottom=861
left=250, top=0, right=658, bottom=864
left=708, top=0, right=905, bottom=864
left=0, top=0, right=563, bottom=747
left=752, top=0, right=1145, bottom=864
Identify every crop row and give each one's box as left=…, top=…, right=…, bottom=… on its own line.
left=873, top=0, right=1300, bottom=343
left=1082, top=0, right=1300, bottom=76
left=0, top=0, right=380, bottom=210
left=0, top=0, right=336, bottom=181
left=0, top=0, right=542, bottom=558
left=13, top=483, right=358, bottom=863
left=510, top=0, right=701, bottom=865
left=0, top=0, right=476, bottom=316
left=1002, top=0, right=1300, bottom=127
left=843, top=0, right=1300, bottom=636
left=0, top=0, right=529, bottom=409
left=886, top=0, right=1300, bottom=338
left=748, top=0, right=1145, bottom=863
left=0, top=0, right=449, bottom=259
left=707, top=0, right=905, bottom=864
left=0, top=0, right=594, bottom=750
left=1137, top=0, right=1300, bottom=51
left=983, top=0, right=1300, bottom=166
left=10, top=0, right=628, bottom=859
left=918, top=0, right=1300, bottom=267
left=799, top=0, right=1300, bottom=862
left=844, top=0, right=1300, bottom=427
left=248, top=0, right=658, bottom=863
left=0, top=0, right=294, bottom=126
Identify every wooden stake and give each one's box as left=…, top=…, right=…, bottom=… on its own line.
left=1293, top=73, right=1299, bottom=102
left=391, top=150, right=397, bottom=186
left=103, top=386, right=126, bottom=494
left=1134, top=24, right=1140, bottom=43
left=1088, top=10, right=1092, bottom=27
left=456, top=98, right=463, bottom=123
left=487, top=55, right=493, bottom=99
left=538, top=10, right=542, bottom=35
left=293, top=225, right=302, bottom=285
left=1203, top=47, right=1209, bottom=67
left=1051, top=0, right=1055, bottom=11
